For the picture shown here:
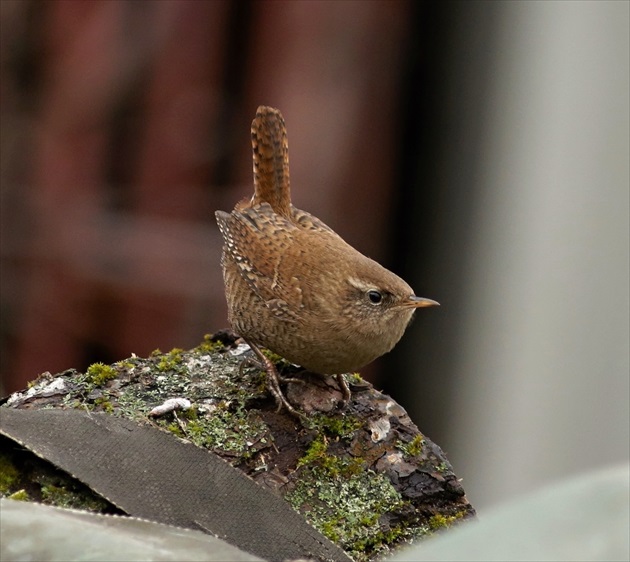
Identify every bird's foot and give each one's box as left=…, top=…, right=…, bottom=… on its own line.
left=335, top=374, right=352, bottom=407
left=241, top=340, right=304, bottom=418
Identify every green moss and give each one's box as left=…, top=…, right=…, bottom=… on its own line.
left=259, top=348, right=294, bottom=370
left=260, top=348, right=282, bottom=363
left=116, top=360, right=135, bottom=370
left=85, top=363, right=117, bottom=386
left=93, top=397, right=114, bottom=413
left=41, top=484, right=73, bottom=507
left=350, top=523, right=410, bottom=555
left=320, top=520, right=341, bottom=543
left=325, top=456, right=364, bottom=479
left=164, top=421, right=185, bottom=438
left=308, top=413, right=362, bottom=438
left=39, top=482, right=109, bottom=513
left=428, top=511, right=465, bottom=531
left=195, top=334, right=225, bottom=354
left=298, top=433, right=364, bottom=477
left=0, top=455, right=20, bottom=494
left=61, top=396, right=85, bottom=410
left=157, top=348, right=185, bottom=372
left=1, top=452, right=109, bottom=512
left=7, top=489, right=29, bottom=501
left=299, top=435, right=330, bottom=466
left=179, top=406, right=198, bottom=421
left=399, top=434, right=425, bottom=458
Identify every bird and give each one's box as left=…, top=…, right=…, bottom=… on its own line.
left=215, top=106, right=438, bottom=415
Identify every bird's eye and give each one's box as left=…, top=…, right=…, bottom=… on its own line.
left=367, top=290, right=383, bottom=305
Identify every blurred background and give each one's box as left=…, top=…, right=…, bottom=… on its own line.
left=1, top=0, right=628, bottom=510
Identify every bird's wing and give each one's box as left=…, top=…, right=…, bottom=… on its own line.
left=216, top=204, right=305, bottom=322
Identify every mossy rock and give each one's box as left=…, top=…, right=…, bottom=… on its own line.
left=1, top=331, right=475, bottom=562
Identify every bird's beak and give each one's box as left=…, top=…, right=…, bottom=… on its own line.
left=403, top=296, right=440, bottom=308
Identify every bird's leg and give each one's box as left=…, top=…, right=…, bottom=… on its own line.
left=238, top=349, right=304, bottom=385
left=335, top=374, right=352, bottom=406
left=242, top=339, right=302, bottom=417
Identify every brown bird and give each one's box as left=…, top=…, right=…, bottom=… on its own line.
left=216, top=106, right=438, bottom=414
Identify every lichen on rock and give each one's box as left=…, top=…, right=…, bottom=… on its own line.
left=1, top=331, right=475, bottom=561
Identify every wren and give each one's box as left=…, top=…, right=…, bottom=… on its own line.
left=216, top=106, right=438, bottom=414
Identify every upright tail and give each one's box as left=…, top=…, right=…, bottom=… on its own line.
left=249, top=106, right=292, bottom=217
